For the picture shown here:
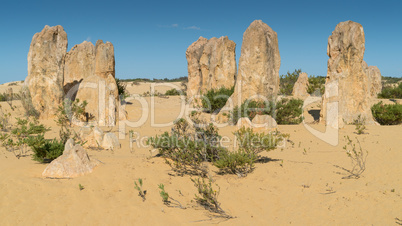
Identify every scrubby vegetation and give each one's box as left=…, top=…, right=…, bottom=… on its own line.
left=230, top=98, right=303, bottom=125
left=134, top=178, right=146, bottom=201
left=352, top=115, right=367, bottom=135
left=201, top=86, right=234, bottom=113
left=371, top=101, right=402, bottom=125
left=118, top=76, right=188, bottom=83
left=382, top=76, right=402, bottom=85
left=307, top=75, right=326, bottom=95
left=164, top=88, right=182, bottom=96
left=378, top=83, right=402, bottom=99
left=341, top=136, right=367, bottom=179
left=115, top=78, right=129, bottom=99
left=279, top=69, right=301, bottom=95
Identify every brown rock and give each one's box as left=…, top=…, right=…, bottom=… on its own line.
left=251, top=115, right=277, bottom=128
left=186, top=36, right=236, bottom=105
left=362, top=62, right=382, bottom=98
left=25, top=25, right=68, bottom=119
left=229, top=20, right=280, bottom=107
left=75, top=74, right=119, bottom=126
left=94, top=40, right=115, bottom=79
left=321, top=21, right=375, bottom=128
left=292, top=72, right=309, bottom=98
left=64, top=41, right=95, bottom=96
left=42, top=139, right=99, bottom=178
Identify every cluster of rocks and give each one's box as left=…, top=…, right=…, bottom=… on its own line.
left=320, top=21, right=380, bottom=128
left=186, top=36, right=237, bottom=104
left=78, top=125, right=120, bottom=150
left=24, top=25, right=120, bottom=126
left=186, top=20, right=383, bottom=128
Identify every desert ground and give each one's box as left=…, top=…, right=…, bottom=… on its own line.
left=0, top=81, right=401, bottom=225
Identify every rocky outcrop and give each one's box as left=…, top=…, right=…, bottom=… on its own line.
left=321, top=21, right=375, bottom=128
left=25, top=25, right=68, bottom=119
left=186, top=36, right=236, bottom=105
left=64, top=41, right=95, bottom=97
left=75, top=74, right=118, bottom=126
left=362, top=61, right=382, bottom=98
left=42, top=139, right=99, bottom=178
left=292, top=72, right=309, bottom=98
left=94, top=40, right=115, bottom=79
left=102, top=133, right=120, bottom=150
left=229, top=20, right=280, bottom=107
left=251, top=115, right=277, bottom=128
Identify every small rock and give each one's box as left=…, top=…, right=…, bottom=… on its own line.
left=102, top=133, right=120, bottom=150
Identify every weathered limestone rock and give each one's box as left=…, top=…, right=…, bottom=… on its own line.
left=75, top=74, right=118, bottom=126
left=25, top=25, right=68, bottom=119
left=186, top=36, right=236, bottom=105
left=229, top=20, right=280, bottom=107
left=102, top=133, right=120, bottom=150
left=236, top=117, right=252, bottom=129
left=42, top=139, right=99, bottom=178
left=251, top=114, right=277, bottom=128
left=362, top=61, right=382, bottom=98
left=186, top=37, right=208, bottom=98
left=292, top=72, right=309, bottom=98
left=64, top=41, right=95, bottom=96
left=94, top=40, right=115, bottom=79
left=321, top=21, right=375, bottom=128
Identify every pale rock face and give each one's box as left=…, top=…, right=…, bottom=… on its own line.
left=75, top=74, right=119, bottom=126
left=236, top=117, right=252, bottom=129
left=292, top=72, right=309, bottom=98
left=321, top=21, right=375, bottom=128
left=25, top=25, right=68, bottom=119
left=95, top=40, right=115, bottom=79
left=362, top=61, right=382, bottom=98
left=186, top=36, right=236, bottom=105
left=251, top=114, right=278, bottom=128
left=64, top=41, right=95, bottom=96
left=102, top=133, right=120, bottom=150
left=229, top=20, right=280, bottom=107
left=42, top=139, right=99, bottom=178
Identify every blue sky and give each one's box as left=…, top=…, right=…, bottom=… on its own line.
left=0, top=0, right=401, bottom=84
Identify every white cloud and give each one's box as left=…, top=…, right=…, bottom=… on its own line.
left=184, top=25, right=201, bottom=30
left=85, top=36, right=91, bottom=42
left=158, top=24, right=179, bottom=28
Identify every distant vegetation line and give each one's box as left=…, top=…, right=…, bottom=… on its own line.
left=116, top=76, right=188, bottom=83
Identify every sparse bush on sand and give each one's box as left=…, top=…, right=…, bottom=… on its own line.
left=134, top=178, right=146, bottom=201
left=191, top=176, right=232, bottom=218
left=352, top=114, right=367, bottom=134
left=201, top=86, right=234, bottom=113
left=339, top=136, right=368, bottom=179
left=158, top=184, right=185, bottom=208
left=230, top=98, right=303, bottom=125
left=371, top=101, right=402, bottom=125
left=165, top=88, right=182, bottom=96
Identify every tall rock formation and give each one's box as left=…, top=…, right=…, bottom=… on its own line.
left=75, top=40, right=118, bottom=126
left=292, top=72, right=309, bottom=98
left=320, top=21, right=375, bottom=128
left=229, top=20, right=280, bottom=107
left=186, top=36, right=236, bottom=104
left=362, top=61, right=382, bottom=98
left=64, top=41, right=95, bottom=97
left=25, top=25, right=68, bottom=119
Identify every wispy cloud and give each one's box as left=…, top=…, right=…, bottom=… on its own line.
left=184, top=25, right=201, bottom=30
left=85, top=36, right=91, bottom=42
left=158, top=24, right=179, bottom=28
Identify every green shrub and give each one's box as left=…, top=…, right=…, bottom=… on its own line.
left=214, top=149, right=257, bottom=175
left=275, top=98, right=303, bottom=125
left=164, top=89, right=182, bottom=96
left=115, top=78, right=128, bottom=97
left=382, top=76, right=402, bottom=84
left=371, top=101, right=402, bottom=125
left=352, top=115, right=366, bottom=134
left=231, top=100, right=274, bottom=124
left=201, top=86, right=234, bottom=113
left=28, top=135, right=64, bottom=163
left=307, top=75, right=326, bottom=95
left=378, top=83, right=402, bottom=99
left=279, top=69, right=301, bottom=95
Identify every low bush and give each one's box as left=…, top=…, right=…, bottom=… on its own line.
left=371, top=101, right=402, bottom=125
left=165, top=89, right=182, bottom=96
left=307, top=75, right=326, bottom=95
left=115, top=78, right=128, bottom=97
left=28, top=136, right=64, bottom=163
left=279, top=69, right=301, bottom=95
left=378, top=83, right=402, bottom=99
left=230, top=98, right=303, bottom=125
left=231, top=100, right=274, bottom=124
left=201, top=86, right=234, bottom=113
left=275, top=98, right=303, bottom=125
